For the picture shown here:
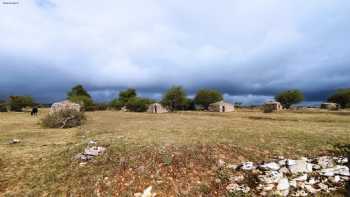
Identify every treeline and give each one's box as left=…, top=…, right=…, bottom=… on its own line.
left=1, top=85, right=350, bottom=112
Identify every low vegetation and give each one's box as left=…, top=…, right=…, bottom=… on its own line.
left=1, top=109, right=349, bottom=196
left=41, top=109, right=86, bottom=128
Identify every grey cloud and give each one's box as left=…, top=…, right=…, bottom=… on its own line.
left=0, top=0, right=350, bottom=103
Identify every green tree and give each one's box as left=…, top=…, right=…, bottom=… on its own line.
left=327, top=88, right=350, bottom=108
left=194, top=89, right=223, bottom=110
left=67, top=84, right=91, bottom=98
left=275, top=89, right=304, bottom=109
left=119, top=88, right=137, bottom=104
left=67, top=85, right=94, bottom=110
left=161, top=86, right=187, bottom=111
left=8, top=96, right=34, bottom=111
left=125, top=97, right=154, bottom=112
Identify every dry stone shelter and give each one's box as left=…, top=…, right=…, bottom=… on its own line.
left=263, top=101, right=283, bottom=113
left=208, top=101, right=235, bottom=112
left=320, top=102, right=340, bottom=110
left=147, top=103, right=168, bottom=113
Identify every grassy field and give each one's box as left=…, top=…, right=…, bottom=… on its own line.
left=0, top=109, right=349, bottom=196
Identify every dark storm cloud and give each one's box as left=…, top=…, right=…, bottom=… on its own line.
left=0, top=0, right=350, bottom=104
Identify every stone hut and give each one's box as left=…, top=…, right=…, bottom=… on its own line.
left=147, top=103, right=168, bottom=113
left=263, top=101, right=283, bottom=113
left=320, top=102, right=340, bottom=110
left=50, top=100, right=81, bottom=114
left=208, top=101, right=235, bottom=112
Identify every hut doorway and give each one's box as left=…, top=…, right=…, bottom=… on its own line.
left=154, top=105, right=158, bottom=113
left=222, top=105, right=225, bottom=112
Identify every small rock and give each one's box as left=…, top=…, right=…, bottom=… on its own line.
left=293, top=190, right=308, bottom=197
left=305, top=185, right=319, bottom=194
left=287, top=159, right=297, bottom=166
left=288, top=160, right=313, bottom=174
left=334, top=156, right=348, bottom=164
left=230, top=175, right=245, bottom=182
left=278, top=159, right=287, bottom=166
left=88, top=140, right=97, bottom=145
left=84, top=146, right=106, bottom=156
left=277, top=178, right=290, bottom=191
left=318, top=182, right=328, bottom=191
left=227, top=164, right=238, bottom=170
left=289, top=180, right=297, bottom=188
left=279, top=167, right=290, bottom=174
left=312, top=164, right=321, bottom=170
left=217, top=159, right=225, bottom=168
left=263, top=183, right=275, bottom=191
left=226, top=183, right=250, bottom=193
left=79, top=162, right=87, bottom=167
left=293, top=174, right=307, bottom=182
left=241, top=162, right=255, bottom=170
left=260, top=162, right=280, bottom=171
left=134, top=186, right=156, bottom=197
left=259, top=171, right=283, bottom=184
left=9, top=139, right=20, bottom=144
left=317, top=156, right=335, bottom=169
left=329, top=175, right=340, bottom=183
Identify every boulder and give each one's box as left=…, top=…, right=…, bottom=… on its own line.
left=288, top=160, right=313, bottom=174
left=260, top=162, right=280, bottom=171
left=50, top=100, right=81, bottom=114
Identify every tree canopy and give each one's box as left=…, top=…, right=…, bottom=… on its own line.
left=118, top=88, right=137, bottom=104
left=327, top=88, right=350, bottom=108
left=67, top=84, right=94, bottom=109
left=161, top=86, right=187, bottom=111
left=194, top=89, right=223, bottom=109
left=8, top=96, right=34, bottom=111
left=275, top=89, right=304, bottom=109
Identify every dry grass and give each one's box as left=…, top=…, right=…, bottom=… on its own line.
left=0, top=109, right=349, bottom=196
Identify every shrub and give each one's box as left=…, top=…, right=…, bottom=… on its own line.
left=109, top=99, right=123, bottom=110
left=125, top=97, right=153, bottom=112
left=8, top=96, right=34, bottom=111
left=0, top=101, right=7, bottom=112
left=194, top=89, right=223, bottom=110
left=327, top=88, right=350, bottom=108
left=41, top=109, right=86, bottom=128
left=275, top=89, right=304, bottom=109
left=161, top=86, right=187, bottom=111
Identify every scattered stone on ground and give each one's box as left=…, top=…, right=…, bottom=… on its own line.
left=134, top=186, right=156, bottom=197
left=221, top=155, right=349, bottom=196
left=75, top=141, right=106, bottom=162
left=9, top=139, right=20, bottom=144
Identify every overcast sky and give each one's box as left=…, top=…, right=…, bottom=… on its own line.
left=1, top=0, right=349, bottom=105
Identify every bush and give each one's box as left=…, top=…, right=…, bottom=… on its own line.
left=275, top=89, right=304, bottom=109
left=109, top=99, right=123, bottom=110
left=328, top=89, right=350, bottom=108
left=194, top=89, right=223, bottom=110
left=8, top=96, right=34, bottom=111
left=41, top=110, right=86, bottom=128
left=0, top=101, right=7, bottom=112
left=125, top=97, right=153, bottom=112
